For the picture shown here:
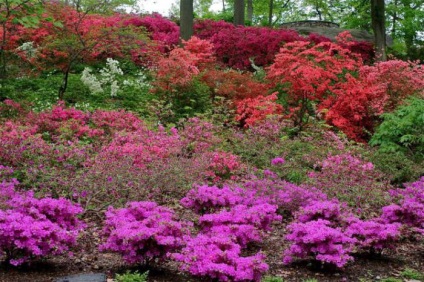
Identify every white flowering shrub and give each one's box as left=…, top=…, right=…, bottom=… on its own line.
left=16, top=42, right=37, bottom=58
left=81, top=58, right=150, bottom=97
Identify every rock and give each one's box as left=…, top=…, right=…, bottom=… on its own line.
left=55, top=273, right=107, bottom=282
left=280, top=21, right=393, bottom=46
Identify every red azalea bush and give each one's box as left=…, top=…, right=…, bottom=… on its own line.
left=235, top=93, right=283, bottom=128
left=123, top=13, right=179, bottom=52
left=201, top=69, right=271, bottom=101
left=201, top=24, right=304, bottom=70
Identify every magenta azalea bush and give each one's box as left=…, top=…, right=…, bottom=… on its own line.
left=345, top=219, right=401, bottom=252
left=180, top=185, right=244, bottom=214
left=283, top=219, right=355, bottom=268
left=173, top=234, right=268, bottom=282
left=0, top=177, right=84, bottom=266
left=99, top=201, right=190, bottom=264
left=199, top=204, right=281, bottom=232
left=381, top=177, right=424, bottom=235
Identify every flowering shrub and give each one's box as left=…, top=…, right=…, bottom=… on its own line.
left=267, top=39, right=362, bottom=130
left=201, top=69, right=271, bottom=102
left=81, top=58, right=150, bottom=98
left=178, top=117, right=221, bottom=154
left=296, top=200, right=350, bottom=224
left=206, top=224, right=263, bottom=247
left=345, top=219, right=401, bottom=252
left=151, top=38, right=214, bottom=122
left=271, top=157, right=285, bottom=166
left=307, top=154, right=391, bottom=216
left=123, top=13, right=179, bottom=52
left=360, top=60, right=424, bottom=111
left=0, top=189, right=84, bottom=266
left=235, top=93, right=283, bottom=128
left=199, top=204, right=282, bottom=232
left=321, top=73, right=386, bottom=141
left=180, top=185, right=244, bottom=214
left=381, top=177, right=424, bottom=235
left=90, top=109, right=144, bottom=134
left=100, top=201, right=190, bottom=264
left=98, top=125, right=181, bottom=168
left=195, top=21, right=304, bottom=70
left=283, top=219, right=355, bottom=268
left=173, top=234, right=268, bottom=281
left=203, top=151, right=245, bottom=182
left=240, top=175, right=327, bottom=215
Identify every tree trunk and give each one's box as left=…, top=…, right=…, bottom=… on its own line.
left=268, top=0, right=274, bottom=26
left=247, top=0, right=253, bottom=23
left=58, top=68, right=70, bottom=100
left=371, top=0, right=387, bottom=61
left=391, top=0, right=398, bottom=39
left=222, top=0, right=226, bottom=12
left=234, top=0, right=245, bottom=26
left=180, top=0, right=194, bottom=42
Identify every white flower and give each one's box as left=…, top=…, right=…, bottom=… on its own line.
left=81, top=67, right=104, bottom=94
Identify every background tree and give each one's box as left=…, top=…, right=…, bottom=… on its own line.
left=180, top=0, right=194, bottom=41
left=20, top=3, right=150, bottom=99
left=0, top=0, right=44, bottom=78
left=386, top=0, right=424, bottom=59
left=371, top=0, right=387, bottom=60
left=59, top=0, right=137, bottom=14
left=233, top=0, right=245, bottom=25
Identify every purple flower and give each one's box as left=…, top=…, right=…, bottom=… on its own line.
left=271, top=157, right=285, bottom=166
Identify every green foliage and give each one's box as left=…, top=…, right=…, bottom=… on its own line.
left=262, top=276, right=284, bottom=282
left=115, top=270, right=149, bottom=282
left=151, top=78, right=212, bottom=125
left=0, top=69, right=155, bottom=114
left=370, top=97, right=424, bottom=163
left=303, top=279, right=319, bottom=282
left=401, top=268, right=423, bottom=280
left=380, top=278, right=402, bottom=282
left=368, top=150, right=423, bottom=185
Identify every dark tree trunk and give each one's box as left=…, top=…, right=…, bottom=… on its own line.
left=222, top=0, right=226, bottom=12
left=180, top=0, right=194, bottom=42
left=58, top=67, right=71, bottom=100
left=234, top=0, right=245, bottom=26
left=247, top=0, right=253, bottom=23
left=391, top=0, right=398, bottom=39
left=268, top=0, right=274, bottom=26
left=371, top=0, right=387, bottom=61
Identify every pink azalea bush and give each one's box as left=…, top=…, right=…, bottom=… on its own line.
left=283, top=219, right=355, bottom=268
left=284, top=197, right=404, bottom=268
left=180, top=185, right=245, bottom=214
left=345, top=219, right=401, bottom=252
left=100, top=201, right=190, bottom=264
left=173, top=234, right=269, bottom=282
left=199, top=204, right=282, bottom=232
left=381, top=177, right=424, bottom=235
left=0, top=177, right=84, bottom=266
left=307, top=153, right=392, bottom=215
